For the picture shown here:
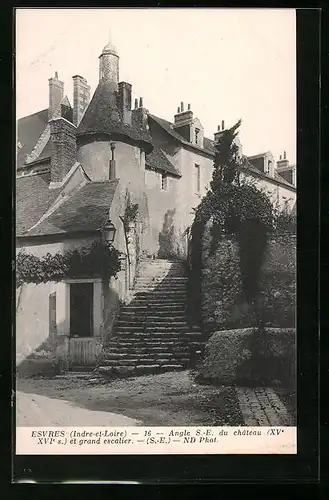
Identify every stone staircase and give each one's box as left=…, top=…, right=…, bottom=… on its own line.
left=97, top=258, right=204, bottom=377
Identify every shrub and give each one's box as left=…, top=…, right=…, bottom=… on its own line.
left=16, top=241, right=122, bottom=287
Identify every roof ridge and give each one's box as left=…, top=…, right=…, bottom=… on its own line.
left=17, top=108, right=48, bottom=122
left=25, top=123, right=50, bottom=165
left=27, top=179, right=87, bottom=233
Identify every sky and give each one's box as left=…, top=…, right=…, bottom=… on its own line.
left=16, top=8, right=296, bottom=164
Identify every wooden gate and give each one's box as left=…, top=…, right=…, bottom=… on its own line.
left=69, top=338, right=102, bottom=366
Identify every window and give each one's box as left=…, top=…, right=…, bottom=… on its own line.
left=70, top=283, right=94, bottom=337
left=266, top=160, right=272, bottom=174
left=49, top=292, right=56, bottom=341
left=145, top=169, right=152, bottom=186
left=195, top=128, right=200, bottom=145
left=194, top=164, right=201, bottom=193
left=161, top=173, right=168, bottom=191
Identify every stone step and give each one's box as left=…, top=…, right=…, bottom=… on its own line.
left=144, top=325, right=190, bottom=332
left=112, top=334, right=203, bottom=343
left=142, top=280, right=186, bottom=284
left=119, top=313, right=187, bottom=320
left=117, top=318, right=189, bottom=326
left=116, top=323, right=191, bottom=330
left=116, top=326, right=145, bottom=332
left=98, top=364, right=186, bottom=377
left=135, top=274, right=188, bottom=284
left=102, top=350, right=201, bottom=360
left=115, top=330, right=192, bottom=337
left=114, top=330, right=202, bottom=338
left=103, top=350, right=191, bottom=357
left=121, top=304, right=186, bottom=311
left=134, top=290, right=187, bottom=297
left=131, top=299, right=187, bottom=306
left=146, top=314, right=187, bottom=320
left=133, top=286, right=187, bottom=293
left=135, top=280, right=187, bottom=286
left=106, top=341, right=193, bottom=348
left=137, top=272, right=185, bottom=279
left=100, top=358, right=190, bottom=366
left=136, top=278, right=187, bottom=283
left=101, top=341, right=204, bottom=357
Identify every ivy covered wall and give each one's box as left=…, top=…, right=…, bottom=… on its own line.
left=200, top=220, right=296, bottom=335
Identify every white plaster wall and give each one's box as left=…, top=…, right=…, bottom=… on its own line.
left=174, top=148, right=214, bottom=243
left=16, top=282, right=56, bottom=365
left=241, top=172, right=296, bottom=212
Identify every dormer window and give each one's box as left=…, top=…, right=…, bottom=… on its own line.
left=267, top=160, right=272, bottom=175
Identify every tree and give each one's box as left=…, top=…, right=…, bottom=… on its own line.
left=192, top=120, right=277, bottom=380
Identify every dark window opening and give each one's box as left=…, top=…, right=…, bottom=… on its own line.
left=161, top=174, right=168, bottom=191
left=49, top=292, right=56, bottom=342
left=195, top=164, right=201, bottom=193
left=70, top=283, right=93, bottom=337
left=195, top=128, right=200, bottom=144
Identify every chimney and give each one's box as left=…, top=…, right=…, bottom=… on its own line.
left=49, top=117, right=77, bottom=184
left=188, top=103, right=191, bottom=110
left=174, top=104, right=193, bottom=126
left=49, top=72, right=64, bottom=120
left=214, top=125, right=223, bottom=143
left=72, top=75, right=91, bottom=127
left=109, top=142, right=116, bottom=179
left=134, top=98, right=138, bottom=109
left=118, top=82, right=132, bottom=125
left=221, top=120, right=225, bottom=130
left=132, top=98, right=149, bottom=130
left=277, top=151, right=289, bottom=170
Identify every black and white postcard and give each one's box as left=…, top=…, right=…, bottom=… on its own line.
left=15, top=8, right=298, bottom=458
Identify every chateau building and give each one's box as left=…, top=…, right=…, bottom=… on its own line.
left=16, top=36, right=296, bottom=372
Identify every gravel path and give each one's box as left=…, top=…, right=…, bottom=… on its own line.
left=16, top=390, right=140, bottom=426
left=16, top=371, right=243, bottom=427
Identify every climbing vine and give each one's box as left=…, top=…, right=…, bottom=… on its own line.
left=123, top=191, right=139, bottom=233
left=16, top=241, right=122, bottom=287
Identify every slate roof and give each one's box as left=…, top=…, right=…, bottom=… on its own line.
left=16, top=172, right=60, bottom=235
left=248, top=152, right=270, bottom=160
left=274, top=171, right=295, bottom=188
left=146, top=147, right=181, bottom=177
left=25, top=180, right=118, bottom=237
left=77, top=80, right=153, bottom=152
left=243, top=160, right=295, bottom=190
left=17, top=109, right=49, bottom=169
left=148, top=114, right=215, bottom=156
left=291, top=201, right=296, bottom=216
left=149, top=114, right=295, bottom=189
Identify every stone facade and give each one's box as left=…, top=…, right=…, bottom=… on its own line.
left=198, top=222, right=296, bottom=335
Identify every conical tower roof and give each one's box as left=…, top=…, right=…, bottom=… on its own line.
left=77, top=80, right=153, bottom=152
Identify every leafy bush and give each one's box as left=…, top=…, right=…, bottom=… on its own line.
left=16, top=241, right=122, bottom=287
left=190, top=120, right=296, bottom=335
left=200, top=231, right=295, bottom=334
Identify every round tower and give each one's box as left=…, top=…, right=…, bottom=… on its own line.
left=99, top=30, right=119, bottom=84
